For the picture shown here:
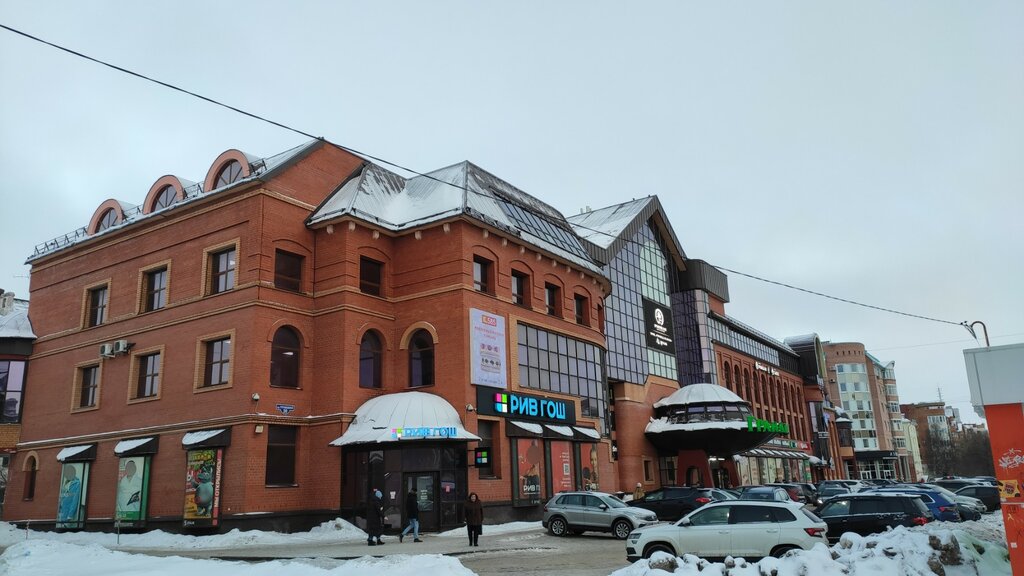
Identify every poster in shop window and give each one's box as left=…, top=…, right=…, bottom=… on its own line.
left=550, top=441, right=575, bottom=493
left=56, top=462, right=89, bottom=529
left=517, top=438, right=544, bottom=504
left=470, top=308, right=507, bottom=389
left=183, top=449, right=223, bottom=527
left=115, top=456, right=150, bottom=527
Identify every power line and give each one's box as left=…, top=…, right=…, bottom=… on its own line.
left=867, top=333, right=1024, bottom=352
left=0, top=22, right=975, bottom=331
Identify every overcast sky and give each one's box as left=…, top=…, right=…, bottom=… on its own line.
left=2, top=2, right=1021, bottom=424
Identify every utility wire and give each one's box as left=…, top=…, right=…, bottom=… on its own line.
left=0, top=21, right=974, bottom=330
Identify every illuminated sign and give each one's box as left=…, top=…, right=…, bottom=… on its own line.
left=391, top=427, right=457, bottom=439
left=642, top=298, right=675, bottom=354
left=746, top=416, right=789, bottom=434
left=754, top=362, right=780, bottom=376
left=474, top=449, right=490, bottom=466
left=474, top=388, right=577, bottom=424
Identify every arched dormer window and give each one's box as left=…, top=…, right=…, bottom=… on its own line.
left=215, top=160, right=243, bottom=188
left=152, top=185, right=178, bottom=211
left=408, top=330, right=435, bottom=388
left=96, top=208, right=118, bottom=232
left=270, top=326, right=300, bottom=388
left=359, top=331, right=383, bottom=389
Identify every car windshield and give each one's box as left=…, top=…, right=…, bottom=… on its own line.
left=604, top=495, right=628, bottom=508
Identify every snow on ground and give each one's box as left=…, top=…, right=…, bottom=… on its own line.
left=437, top=521, right=541, bottom=538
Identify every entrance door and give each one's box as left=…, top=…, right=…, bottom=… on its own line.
left=405, top=473, right=439, bottom=532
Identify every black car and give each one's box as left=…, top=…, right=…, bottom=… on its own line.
left=955, top=485, right=1001, bottom=511
left=815, top=493, right=933, bottom=542
left=628, top=486, right=728, bottom=520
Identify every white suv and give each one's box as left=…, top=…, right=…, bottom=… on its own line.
left=625, top=500, right=827, bottom=561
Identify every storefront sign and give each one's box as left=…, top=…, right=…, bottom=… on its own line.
left=474, top=448, right=490, bottom=466
left=476, top=387, right=576, bottom=424
left=746, top=416, right=789, bottom=434
left=754, top=362, right=780, bottom=376
left=392, top=427, right=458, bottom=439
left=183, top=448, right=223, bottom=528
left=470, top=309, right=507, bottom=388
left=642, top=298, right=675, bottom=354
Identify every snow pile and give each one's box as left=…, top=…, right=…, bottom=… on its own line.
left=0, top=516, right=368, bottom=550
left=0, top=540, right=476, bottom=576
left=614, top=523, right=1010, bottom=576
left=437, top=521, right=541, bottom=538
left=909, top=513, right=1006, bottom=547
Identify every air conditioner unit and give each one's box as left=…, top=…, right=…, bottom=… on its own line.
left=113, top=339, right=131, bottom=355
left=99, top=343, right=115, bottom=358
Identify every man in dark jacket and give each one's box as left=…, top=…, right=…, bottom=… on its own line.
left=465, top=492, right=484, bottom=546
left=399, top=488, right=422, bottom=542
left=366, top=488, right=385, bottom=546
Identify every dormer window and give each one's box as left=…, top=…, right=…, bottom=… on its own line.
left=215, top=160, right=243, bottom=188
left=96, top=209, right=118, bottom=232
left=152, top=185, right=177, bottom=211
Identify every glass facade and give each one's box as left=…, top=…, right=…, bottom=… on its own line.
left=0, top=360, right=26, bottom=423
left=604, top=222, right=679, bottom=384
left=836, top=363, right=877, bottom=449
left=517, top=323, right=607, bottom=432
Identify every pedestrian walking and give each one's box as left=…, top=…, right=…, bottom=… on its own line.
left=399, top=488, right=422, bottom=543
left=366, top=488, right=385, bottom=546
left=633, top=482, right=645, bottom=501
left=465, top=492, right=483, bottom=547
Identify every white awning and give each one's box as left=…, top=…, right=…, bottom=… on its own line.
left=572, top=426, right=601, bottom=440
left=330, top=391, right=480, bottom=447
left=56, top=445, right=93, bottom=462
left=545, top=424, right=574, bottom=438
left=182, top=429, right=225, bottom=446
left=115, top=437, right=154, bottom=454
left=507, top=420, right=544, bottom=435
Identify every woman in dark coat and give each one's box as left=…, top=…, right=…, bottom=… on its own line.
left=400, top=488, right=421, bottom=542
left=366, top=488, right=385, bottom=546
left=465, top=492, right=484, bottom=546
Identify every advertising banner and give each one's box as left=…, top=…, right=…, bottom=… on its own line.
left=115, top=456, right=149, bottom=527
left=517, top=438, right=544, bottom=504
left=56, top=462, right=88, bottom=529
left=470, top=309, right=507, bottom=388
left=550, top=441, right=575, bottom=493
left=183, top=449, right=223, bottom=528
left=641, top=298, right=675, bottom=354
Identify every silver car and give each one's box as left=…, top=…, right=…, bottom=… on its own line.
left=543, top=491, right=659, bottom=539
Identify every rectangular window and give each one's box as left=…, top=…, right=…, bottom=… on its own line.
left=204, top=337, right=231, bottom=387
left=477, top=420, right=495, bottom=477
left=643, top=459, right=654, bottom=482
left=511, top=270, right=529, bottom=306
left=87, top=285, right=108, bottom=327
left=144, top=268, right=168, bottom=312
left=473, top=256, right=493, bottom=294
left=78, top=365, right=99, bottom=408
left=544, top=283, right=560, bottom=316
left=274, top=250, right=303, bottom=292
left=658, top=456, right=677, bottom=485
left=359, top=257, right=383, bottom=296
left=574, top=294, right=589, bottom=325
left=265, top=425, right=297, bottom=485
left=0, top=360, right=26, bottom=423
left=210, top=248, right=237, bottom=294
left=135, top=352, right=161, bottom=399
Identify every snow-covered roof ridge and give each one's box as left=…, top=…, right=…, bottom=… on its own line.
left=567, top=197, right=653, bottom=249
left=0, top=297, right=35, bottom=339
left=329, top=391, right=479, bottom=446
left=653, top=383, right=745, bottom=408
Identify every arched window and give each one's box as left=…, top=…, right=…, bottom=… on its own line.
left=359, top=331, right=383, bottom=389
left=408, top=330, right=435, bottom=388
left=723, top=362, right=732, bottom=391
left=270, top=326, right=300, bottom=388
left=96, top=208, right=118, bottom=232
left=23, top=455, right=37, bottom=500
left=152, top=185, right=178, bottom=211
left=215, top=160, right=243, bottom=188
left=734, top=366, right=742, bottom=399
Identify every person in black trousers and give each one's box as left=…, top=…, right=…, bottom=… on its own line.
left=399, top=488, right=422, bottom=542
left=465, top=492, right=483, bottom=546
left=366, top=488, right=385, bottom=546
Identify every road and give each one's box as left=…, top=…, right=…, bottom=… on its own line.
left=458, top=532, right=630, bottom=576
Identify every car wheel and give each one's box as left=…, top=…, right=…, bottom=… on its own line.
left=548, top=517, right=568, bottom=537
left=644, top=542, right=675, bottom=558
left=613, top=519, right=633, bottom=540
left=771, top=545, right=798, bottom=558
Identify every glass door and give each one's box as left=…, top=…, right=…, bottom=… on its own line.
left=405, top=473, right=439, bottom=532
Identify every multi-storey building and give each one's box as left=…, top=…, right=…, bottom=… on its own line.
left=901, top=401, right=956, bottom=478
left=0, top=289, right=34, bottom=510
left=866, top=353, right=912, bottom=481
left=5, top=140, right=615, bottom=532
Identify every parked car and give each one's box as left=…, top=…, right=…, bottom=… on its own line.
left=933, top=479, right=985, bottom=492
left=817, top=484, right=852, bottom=500
left=819, top=479, right=868, bottom=493
left=917, top=484, right=986, bottom=519
left=738, top=486, right=792, bottom=502
left=797, top=483, right=822, bottom=506
left=625, top=500, right=828, bottom=561
left=955, top=485, right=1001, bottom=511
left=629, top=486, right=732, bottom=521
left=543, top=491, right=659, bottom=539
left=814, top=493, right=933, bottom=542
left=766, top=483, right=805, bottom=502
left=865, top=487, right=961, bottom=522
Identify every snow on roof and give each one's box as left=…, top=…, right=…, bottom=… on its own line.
left=114, top=437, right=154, bottom=454
left=182, top=429, right=226, bottom=446
left=645, top=417, right=748, bottom=434
left=544, top=424, right=574, bottom=437
left=0, top=297, right=34, bottom=339
left=573, top=426, right=601, bottom=439
left=56, top=445, right=93, bottom=461
left=508, top=420, right=543, bottom=435
left=567, top=198, right=652, bottom=249
left=653, top=383, right=745, bottom=408
left=329, top=391, right=480, bottom=446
